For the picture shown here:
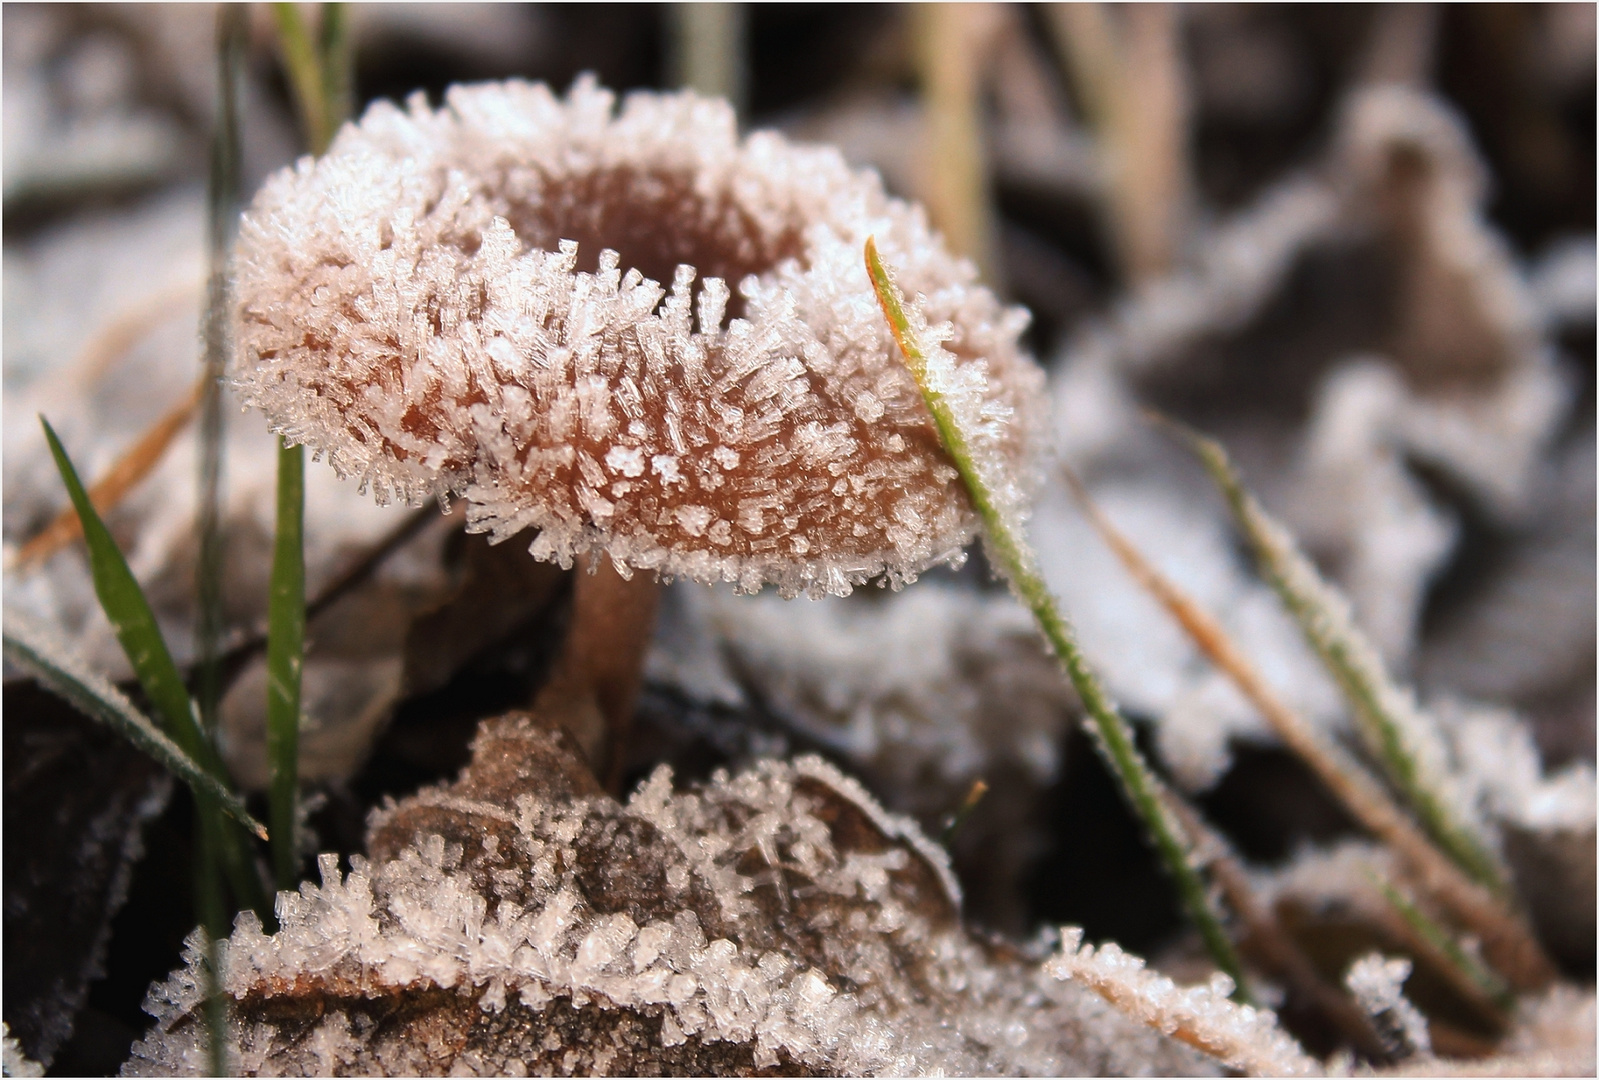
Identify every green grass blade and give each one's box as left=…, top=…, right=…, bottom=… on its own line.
left=865, top=238, right=1252, bottom=1002
left=2, top=616, right=267, bottom=841
left=272, top=2, right=351, bottom=157
left=270, top=3, right=331, bottom=154
left=1171, top=421, right=1507, bottom=895
left=267, top=438, right=306, bottom=889
left=194, top=893, right=230, bottom=1077
left=43, top=417, right=214, bottom=764
left=196, top=4, right=247, bottom=736
left=317, top=3, right=353, bottom=149
left=264, top=0, right=352, bottom=891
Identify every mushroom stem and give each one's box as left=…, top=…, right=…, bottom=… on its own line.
left=532, top=552, right=660, bottom=791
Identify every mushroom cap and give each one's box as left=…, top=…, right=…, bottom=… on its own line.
left=234, top=78, right=1045, bottom=598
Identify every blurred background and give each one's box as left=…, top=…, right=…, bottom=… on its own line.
left=4, top=4, right=1594, bottom=1074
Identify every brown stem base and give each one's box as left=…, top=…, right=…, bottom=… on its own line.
left=532, top=552, right=660, bottom=793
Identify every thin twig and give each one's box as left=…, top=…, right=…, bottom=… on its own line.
left=1063, top=462, right=1556, bottom=993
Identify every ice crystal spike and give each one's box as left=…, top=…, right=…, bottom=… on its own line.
left=1345, top=953, right=1432, bottom=1060
left=231, top=77, right=1044, bottom=598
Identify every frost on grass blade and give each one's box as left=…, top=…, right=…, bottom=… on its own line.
left=2, top=612, right=265, bottom=840
left=1181, top=424, right=1505, bottom=895
left=867, top=238, right=1251, bottom=1001
left=1045, top=928, right=1320, bottom=1077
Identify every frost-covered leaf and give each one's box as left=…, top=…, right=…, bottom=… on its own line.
left=125, top=712, right=1228, bottom=1077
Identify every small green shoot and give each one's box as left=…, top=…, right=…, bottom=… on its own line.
left=266, top=437, right=306, bottom=889
left=40, top=416, right=269, bottom=922
left=44, top=417, right=219, bottom=769
left=865, top=237, right=1251, bottom=1003
left=2, top=616, right=266, bottom=840
left=1171, top=420, right=1507, bottom=897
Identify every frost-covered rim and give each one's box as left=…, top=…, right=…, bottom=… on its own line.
left=233, top=77, right=1043, bottom=598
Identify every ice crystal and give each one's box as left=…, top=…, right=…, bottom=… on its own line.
left=1441, top=699, right=1595, bottom=836
left=1344, top=953, right=1431, bottom=1060
left=124, top=712, right=1221, bottom=1077
left=232, top=77, right=1043, bottom=598
left=1, top=1023, right=45, bottom=1078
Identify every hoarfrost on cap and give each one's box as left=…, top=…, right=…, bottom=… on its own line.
left=232, top=77, right=1043, bottom=598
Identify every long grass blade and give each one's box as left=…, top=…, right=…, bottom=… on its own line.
left=195, top=16, right=252, bottom=1069
left=272, top=2, right=350, bottom=156
left=318, top=3, right=353, bottom=145
left=1169, top=420, right=1508, bottom=897
left=197, top=3, right=246, bottom=735
left=194, top=890, right=230, bottom=1078
left=2, top=616, right=267, bottom=840
left=267, top=437, right=305, bottom=889
left=270, top=3, right=331, bottom=154
left=264, top=0, right=351, bottom=890
left=196, top=5, right=246, bottom=731
left=865, top=237, right=1251, bottom=1002
left=1063, top=465, right=1555, bottom=991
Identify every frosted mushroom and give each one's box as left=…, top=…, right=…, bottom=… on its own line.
left=232, top=77, right=1044, bottom=770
